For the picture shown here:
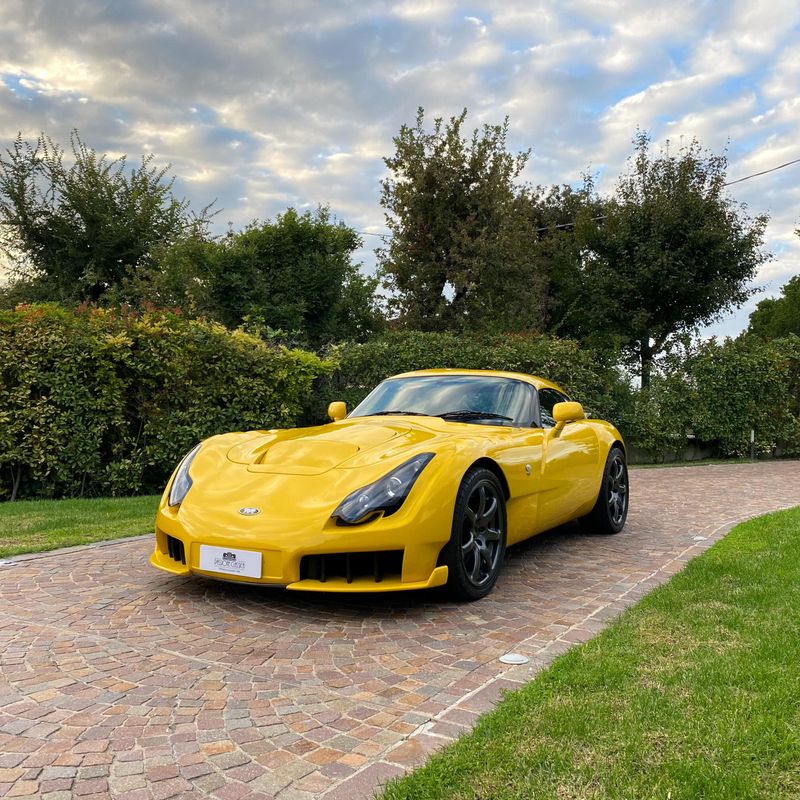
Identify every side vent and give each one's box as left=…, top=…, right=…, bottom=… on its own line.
left=166, top=535, right=186, bottom=565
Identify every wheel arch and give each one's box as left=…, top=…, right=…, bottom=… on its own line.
left=468, top=457, right=511, bottom=500
left=591, top=420, right=626, bottom=464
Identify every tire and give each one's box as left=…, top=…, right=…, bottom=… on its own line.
left=442, top=467, right=507, bottom=601
left=582, top=446, right=629, bottom=534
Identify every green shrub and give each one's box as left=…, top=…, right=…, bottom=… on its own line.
left=617, top=335, right=800, bottom=458
left=688, top=335, right=800, bottom=456
left=0, top=304, right=331, bottom=499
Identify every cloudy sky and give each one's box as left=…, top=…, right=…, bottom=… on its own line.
left=1, top=0, right=799, bottom=335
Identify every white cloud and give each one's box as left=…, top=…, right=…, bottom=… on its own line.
left=0, top=0, right=798, bottom=336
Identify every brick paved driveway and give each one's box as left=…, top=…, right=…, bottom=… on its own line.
left=1, top=461, right=799, bottom=800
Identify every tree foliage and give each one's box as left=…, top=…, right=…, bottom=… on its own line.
left=0, top=132, right=198, bottom=301
left=748, top=274, right=800, bottom=340
left=564, top=133, right=769, bottom=386
left=124, top=207, right=384, bottom=346
left=210, top=207, right=382, bottom=345
left=378, top=108, right=544, bottom=332
left=520, top=181, right=604, bottom=333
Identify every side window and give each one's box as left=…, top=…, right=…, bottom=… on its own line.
left=538, top=388, right=569, bottom=428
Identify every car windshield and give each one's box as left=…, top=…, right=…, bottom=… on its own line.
left=350, top=375, right=532, bottom=426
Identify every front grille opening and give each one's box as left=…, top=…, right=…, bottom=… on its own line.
left=300, top=550, right=403, bottom=584
left=165, top=534, right=186, bottom=565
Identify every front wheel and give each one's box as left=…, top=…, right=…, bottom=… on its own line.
left=582, top=446, right=629, bottom=534
left=442, top=467, right=507, bottom=601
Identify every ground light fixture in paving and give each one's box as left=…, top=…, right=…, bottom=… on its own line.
left=0, top=461, right=798, bottom=799
left=498, top=653, right=530, bottom=665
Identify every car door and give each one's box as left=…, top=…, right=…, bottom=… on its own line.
left=484, top=383, right=544, bottom=546
left=536, top=387, right=600, bottom=532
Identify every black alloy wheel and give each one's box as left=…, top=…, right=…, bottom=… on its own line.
left=583, top=446, right=629, bottom=534
left=443, top=467, right=507, bottom=600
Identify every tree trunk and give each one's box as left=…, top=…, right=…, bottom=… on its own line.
left=10, top=465, right=21, bottom=502
left=640, top=337, right=653, bottom=390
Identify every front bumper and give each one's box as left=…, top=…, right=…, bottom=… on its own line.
left=150, top=504, right=451, bottom=592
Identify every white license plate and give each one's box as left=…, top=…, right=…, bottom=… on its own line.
left=199, top=545, right=262, bottom=579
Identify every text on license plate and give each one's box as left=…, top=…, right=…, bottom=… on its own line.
left=199, top=544, right=262, bottom=579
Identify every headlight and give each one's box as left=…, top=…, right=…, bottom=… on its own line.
left=332, top=453, right=434, bottom=525
left=168, top=444, right=202, bottom=507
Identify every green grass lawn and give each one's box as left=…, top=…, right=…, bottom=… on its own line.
left=382, top=506, right=800, bottom=800
left=0, top=495, right=159, bottom=558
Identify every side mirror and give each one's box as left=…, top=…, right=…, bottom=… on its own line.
left=327, top=401, right=347, bottom=422
left=552, top=401, right=585, bottom=424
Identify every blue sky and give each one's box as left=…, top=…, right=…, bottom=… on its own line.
left=1, top=0, right=799, bottom=336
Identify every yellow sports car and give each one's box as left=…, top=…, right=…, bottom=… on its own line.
left=151, top=369, right=628, bottom=600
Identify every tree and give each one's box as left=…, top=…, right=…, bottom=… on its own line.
left=519, top=180, right=604, bottom=334
left=567, top=133, right=769, bottom=387
left=748, top=274, right=800, bottom=340
left=378, top=108, right=545, bottom=332
left=0, top=131, right=198, bottom=302
left=208, top=207, right=383, bottom=345
left=114, top=230, right=220, bottom=316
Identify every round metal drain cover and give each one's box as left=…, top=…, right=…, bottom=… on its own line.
left=499, top=653, right=529, bottom=665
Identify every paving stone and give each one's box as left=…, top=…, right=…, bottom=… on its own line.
left=210, top=750, right=251, bottom=769
left=150, top=776, right=192, bottom=799
left=71, top=777, right=109, bottom=795
left=147, top=764, right=180, bottom=782
left=77, top=764, right=109, bottom=779
left=323, top=762, right=405, bottom=800
left=5, top=780, right=40, bottom=797
left=109, top=774, right=147, bottom=791
left=0, top=462, right=797, bottom=799
left=39, top=778, right=73, bottom=793
left=113, top=760, right=145, bottom=777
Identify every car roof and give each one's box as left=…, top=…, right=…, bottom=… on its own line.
left=389, top=368, right=569, bottom=395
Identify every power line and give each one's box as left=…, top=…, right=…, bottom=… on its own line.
left=723, top=156, right=800, bottom=186
left=536, top=215, right=605, bottom=234
left=356, top=154, right=800, bottom=240
left=533, top=155, right=800, bottom=234
left=355, top=230, right=389, bottom=239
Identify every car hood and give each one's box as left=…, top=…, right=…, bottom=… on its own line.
left=171, top=417, right=516, bottom=537
left=225, top=417, right=453, bottom=475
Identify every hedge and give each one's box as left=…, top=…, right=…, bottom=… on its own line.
left=2, top=310, right=798, bottom=501
left=307, top=330, right=632, bottom=426
left=0, top=305, right=331, bottom=499
left=309, top=331, right=800, bottom=459
left=622, top=334, right=800, bottom=457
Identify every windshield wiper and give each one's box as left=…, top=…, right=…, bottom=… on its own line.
left=437, top=410, right=513, bottom=421
left=370, top=410, right=430, bottom=416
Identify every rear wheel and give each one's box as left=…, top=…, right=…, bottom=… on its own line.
left=442, top=467, right=507, bottom=601
left=582, top=446, right=629, bottom=534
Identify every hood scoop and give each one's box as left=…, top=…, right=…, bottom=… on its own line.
left=257, top=439, right=358, bottom=475
left=227, top=422, right=406, bottom=475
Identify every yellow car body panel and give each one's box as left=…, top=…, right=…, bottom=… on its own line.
left=150, top=369, right=625, bottom=591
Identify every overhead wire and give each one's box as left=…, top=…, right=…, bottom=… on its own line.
left=354, top=154, right=800, bottom=240
left=723, top=156, right=800, bottom=187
